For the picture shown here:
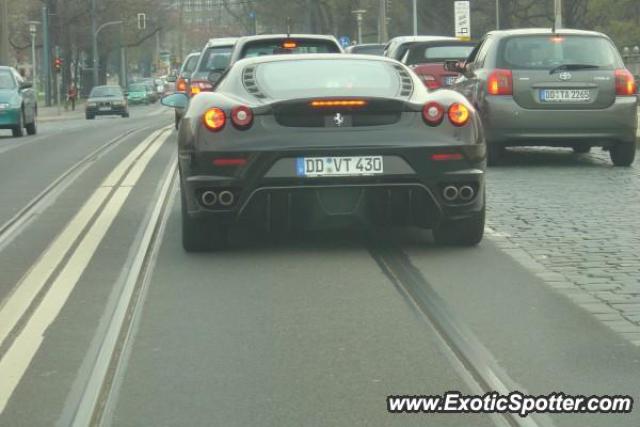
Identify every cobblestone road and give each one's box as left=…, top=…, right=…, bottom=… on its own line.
left=486, top=147, right=640, bottom=346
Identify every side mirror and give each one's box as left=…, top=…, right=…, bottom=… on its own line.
left=20, top=81, right=33, bottom=89
left=124, top=91, right=129, bottom=97
left=166, top=75, right=177, bottom=83
left=161, top=93, right=188, bottom=109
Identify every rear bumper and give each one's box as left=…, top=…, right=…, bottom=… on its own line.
left=482, top=96, right=638, bottom=146
left=0, top=109, right=20, bottom=128
left=179, top=145, right=486, bottom=230
left=86, top=106, right=128, bottom=116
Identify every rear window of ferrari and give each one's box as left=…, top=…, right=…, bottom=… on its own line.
left=254, top=59, right=406, bottom=99
left=240, top=39, right=341, bottom=59
left=497, top=35, right=621, bottom=70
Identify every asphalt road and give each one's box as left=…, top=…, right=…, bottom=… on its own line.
left=0, top=105, right=638, bottom=427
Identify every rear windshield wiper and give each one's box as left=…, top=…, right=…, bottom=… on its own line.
left=549, top=64, right=600, bottom=75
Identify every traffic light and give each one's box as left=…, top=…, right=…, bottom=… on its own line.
left=386, top=0, right=392, bottom=12
left=54, top=57, right=62, bottom=73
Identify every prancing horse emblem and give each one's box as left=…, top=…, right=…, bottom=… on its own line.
left=333, top=113, right=345, bottom=127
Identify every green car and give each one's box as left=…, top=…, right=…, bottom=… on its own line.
left=127, top=83, right=151, bottom=105
left=0, top=66, right=37, bottom=137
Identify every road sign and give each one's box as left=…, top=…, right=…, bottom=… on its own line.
left=339, top=36, right=351, bottom=48
left=454, top=1, right=471, bottom=41
left=137, top=13, right=146, bottom=30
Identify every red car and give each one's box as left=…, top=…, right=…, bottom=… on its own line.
left=401, top=40, right=476, bottom=90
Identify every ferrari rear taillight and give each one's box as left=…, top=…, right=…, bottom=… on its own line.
left=448, top=103, right=470, bottom=127
left=487, top=69, right=513, bottom=96
left=422, top=74, right=440, bottom=90
left=615, top=69, right=637, bottom=96
left=203, top=108, right=226, bottom=131
left=176, top=78, right=188, bottom=93
left=190, top=80, right=214, bottom=97
left=422, top=102, right=445, bottom=126
left=231, top=106, right=253, bottom=128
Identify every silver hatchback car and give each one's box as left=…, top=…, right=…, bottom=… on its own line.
left=449, top=28, right=638, bottom=166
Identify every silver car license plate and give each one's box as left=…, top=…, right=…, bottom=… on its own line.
left=540, top=89, right=592, bottom=102
left=296, top=156, right=384, bottom=177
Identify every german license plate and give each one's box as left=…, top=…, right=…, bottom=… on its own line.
left=540, top=89, right=591, bottom=102
left=296, top=156, right=384, bottom=177
left=99, top=106, right=111, bottom=111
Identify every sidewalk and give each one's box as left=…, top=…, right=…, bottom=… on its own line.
left=38, top=100, right=86, bottom=122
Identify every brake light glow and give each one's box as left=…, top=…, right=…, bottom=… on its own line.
left=487, top=69, right=513, bottom=96
left=310, top=100, right=367, bottom=108
left=176, top=78, right=188, bottom=93
left=422, top=74, right=440, bottom=90
left=550, top=36, right=565, bottom=44
left=213, top=158, right=247, bottom=167
left=431, top=153, right=463, bottom=161
left=231, top=105, right=254, bottom=128
left=422, top=102, right=445, bottom=126
left=615, top=69, right=637, bottom=96
left=190, top=80, right=214, bottom=97
left=282, top=41, right=297, bottom=49
left=448, top=103, right=470, bottom=127
left=202, top=108, right=226, bottom=131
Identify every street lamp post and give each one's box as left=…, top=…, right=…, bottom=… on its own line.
left=352, top=10, right=366, bottom=44
left=27, top=21, right=40, bottom=96
left=92, top=20, right=123, bottom=89
left=496, top=0, right=500, bottom=30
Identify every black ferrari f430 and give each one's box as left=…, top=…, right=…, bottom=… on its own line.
left=161, top=54, right=486, bottom=251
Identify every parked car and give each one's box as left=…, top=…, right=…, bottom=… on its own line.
left=448, top=28, right=638, bottom=166
left=160, top=54, right=485, bottom=251
left=384, top=36, right=459, bottom=61
left=401, top=40, right=476, bottom=89
left=345, top=43, right=386, bottom=56
left=85, top=85, right=129, bottom=119
left=0, top=66, right=37, bottom=137
left=127, top=83, right=152, bottom=105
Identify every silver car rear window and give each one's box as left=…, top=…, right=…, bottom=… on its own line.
left=254, top=59, right=404, bottom=99
left=497, top=35, right=621, bottom=70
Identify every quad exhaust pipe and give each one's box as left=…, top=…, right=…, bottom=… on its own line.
left=442, top=184, right=476, bottom=203
left=459, top=185, right=475, bottom=202
left=200, top=189, right=235, bottom=208
left=442, top=185, right=459, bottom=202
left=218, top=190, right=235, bottom=207
left=201, top=191, right=218, bottom=207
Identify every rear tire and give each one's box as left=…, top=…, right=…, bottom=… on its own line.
left=609, top=141, right=636, bottom=167
left=25, top=118, right=36, bottom=135
left=433, top=206, right=485, bottom=247
left=487, top=142, right=504, bottom=166
left=181, top=189, right=227, bottom=252
left=572, top=145, right=591, bottom=154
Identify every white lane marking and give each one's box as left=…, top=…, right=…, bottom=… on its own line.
left=120, top=134, right=167, bottom=187
left=0, top=127, right=167, bottom=350
left=0, top=129, right=172, bottom=413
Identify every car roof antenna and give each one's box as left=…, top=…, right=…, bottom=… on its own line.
left=286, top=17, right=292, bottom=38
